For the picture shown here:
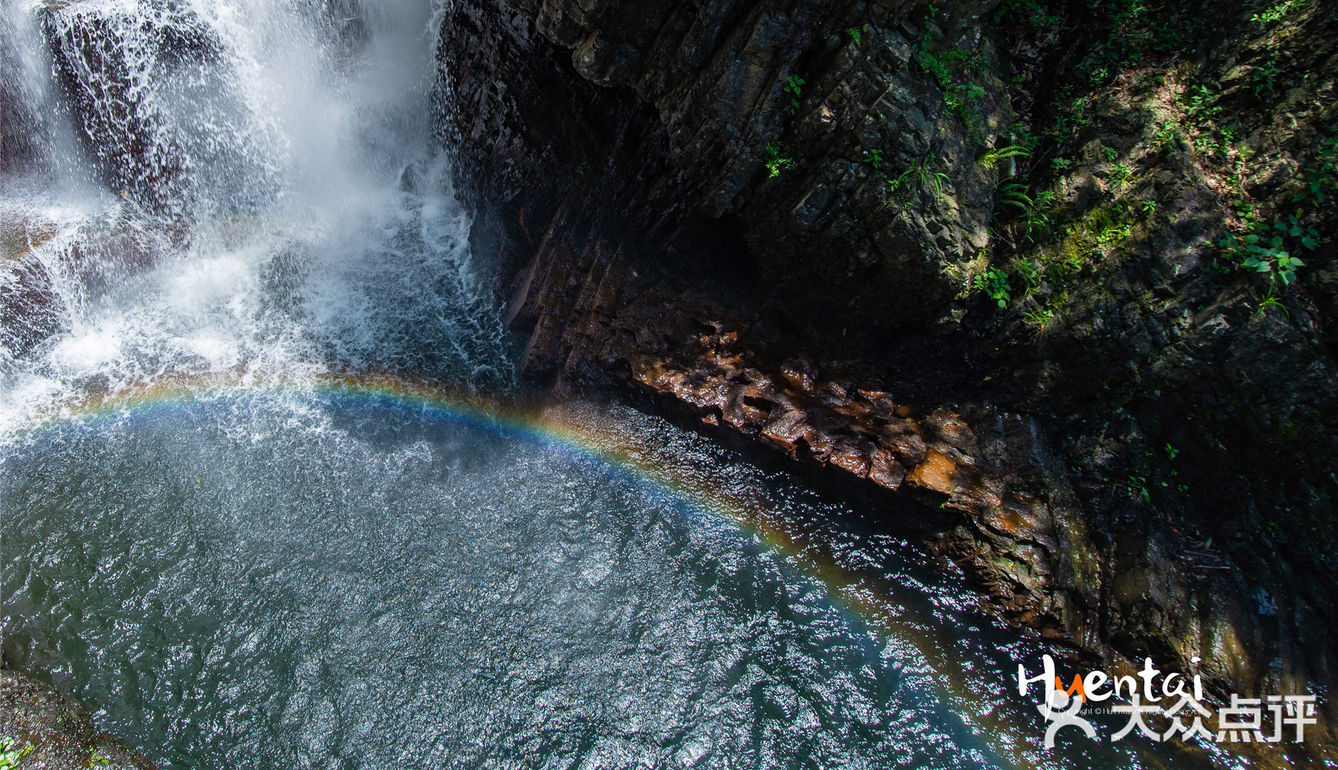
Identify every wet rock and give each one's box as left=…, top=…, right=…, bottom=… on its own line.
left=41, top=2, right=183, bottom=204
left=0, top=669, right=155, bottom=770
left=0, top=252, right=62, bottom=361
left=439, top=0, right=1007, bottom=334
left=0, top=16, right=41, bottom=175
left=39, top=0, right=261, bottom=209
left=1, top=212, right=62, bottom=360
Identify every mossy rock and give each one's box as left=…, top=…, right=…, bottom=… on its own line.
left=0, top=670, right=155, bottom=770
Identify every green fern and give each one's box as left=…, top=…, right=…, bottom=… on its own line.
left=998, top=181, right=1034, bottom=210
left=979, top=145, right=1032, bottom=170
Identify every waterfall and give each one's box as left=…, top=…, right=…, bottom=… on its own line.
left=0, top=0, right=514, bottom=433
left=0, top=5, right=1230, bottom=769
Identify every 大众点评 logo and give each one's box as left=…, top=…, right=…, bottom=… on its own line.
left=1017, top=654, right=1318, bottom=748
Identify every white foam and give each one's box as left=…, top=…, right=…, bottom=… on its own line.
left=1, top=0, right=514, bottom=432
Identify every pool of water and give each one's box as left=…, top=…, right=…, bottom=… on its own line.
left=1, top=389, right=969, bottom=767
left=2, top=385, right=1191, bottom=769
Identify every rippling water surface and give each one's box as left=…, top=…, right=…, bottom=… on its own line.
left=2, top=390, right=991, bottom=767
left=3, top=383, right=1190, bottom=769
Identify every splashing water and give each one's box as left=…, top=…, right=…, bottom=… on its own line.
left=0, top=0, right=514, bottom=412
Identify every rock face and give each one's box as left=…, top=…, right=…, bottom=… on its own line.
left=444, top=0, right=1006, bottom=334
left=0, top=212, right=62, bottom=361
left=40, top=1, right=195, bottom=205
left=0, top=14, right=40, bottom=175
left=0, top=669, right=155, bottom=770
left=503, top=208, right=1104, bottom=639
left=438, top=0, right=1338, bottom=762
left=39, top=0, right=273, bottom=211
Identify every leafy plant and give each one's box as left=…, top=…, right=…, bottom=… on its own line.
left=1094, top=217, right=1134, bottom=247
left=979, top=144, right=1031, bottom=170
left=1150, top=119, right=1182, bottom=150
left=0, top=737, right=32, bottom=770
left=924, top=169, right=950, bottom=195
left=992, top=178, right=1057, bottom=248
left=972, top=266, right=1012, bottom=308
left=1220, top=219, right=1308, bottom=286
left=1292, top=137, right=1338, bottom=205
left=1251, top=53, right=1282, bottom=96
left=1051, top=157, right=1073, bottom=171
left=1109, top=161, right=1134, bottom=187
left=997, top=180, right=1033, bottom=210
left=1020, top=189, right=1057, bottom=240
left=862, top=148, right=884, bottom=170
left=1180, top=83, right=1221, bottom=125
left=911, top=21, right=987, bottom=134
left=782, top=75, right=805, bottom=115
left=846, top=27, right=862, bottom=46
left=1016, top=259, right=1042, bottom=290
left=886, top=159, right=951, bottom=200
left=1023, top=304, right=1056, bottom=330
left=1252, top=0, right=1310, bottom=26
left=763, top=142, right=795, bottom=178
left=886, top=168, right=912, bottom=197
left=1126, top=474, right=1151, bottom=503
left=1256, top=290, right=1291, bottom=317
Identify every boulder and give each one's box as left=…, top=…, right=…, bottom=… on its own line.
left=0, top=669, right=155, bottom=770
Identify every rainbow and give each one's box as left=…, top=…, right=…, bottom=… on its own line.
left=3, top=370, right=1097, bottom=769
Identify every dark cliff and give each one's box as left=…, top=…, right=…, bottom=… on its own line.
left=436, top=0, right=1338, bottom=762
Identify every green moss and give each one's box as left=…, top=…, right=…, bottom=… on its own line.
left=1038, top=204, right=1137, bottom=282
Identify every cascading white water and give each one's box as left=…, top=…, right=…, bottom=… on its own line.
left=0, top=0, right=513, bottom=429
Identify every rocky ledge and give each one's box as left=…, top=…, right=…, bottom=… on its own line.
left=0, top=670, right=154, bottom=770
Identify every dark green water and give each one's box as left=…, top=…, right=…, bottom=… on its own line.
left=2, top=389, right=1192, bottom=769
left=2, top=391, right=991, bottom=768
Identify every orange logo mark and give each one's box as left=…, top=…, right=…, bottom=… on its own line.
left=1055, top=675, right=1087, bottom=703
